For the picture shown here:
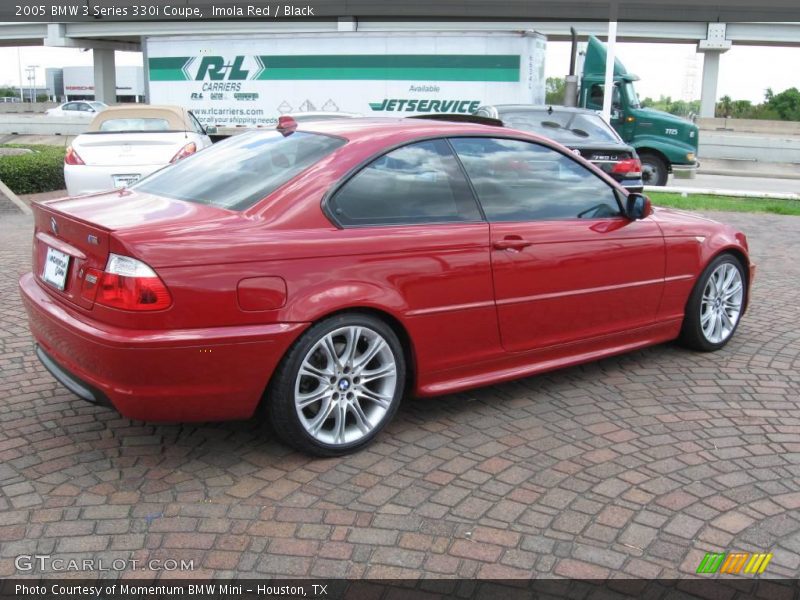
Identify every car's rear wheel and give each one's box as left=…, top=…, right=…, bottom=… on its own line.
left=679, top=254, right=746, bottom=352
left=640, top=152, right=668, bottom=187
left=268, top=313, right=405, bottom=456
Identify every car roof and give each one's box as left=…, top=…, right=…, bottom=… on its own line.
left=86, top=105, right=194, bottom=131
left=488, top=104, right=601, bottom=116
left=293, top=116, right=539, bottom=144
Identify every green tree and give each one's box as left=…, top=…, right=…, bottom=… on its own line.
left=545, top=77, right=565, bottom=105
left=765, top=87, right=800, bottom=121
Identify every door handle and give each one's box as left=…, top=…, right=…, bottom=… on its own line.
left=493, top=237, right=533, bottom=251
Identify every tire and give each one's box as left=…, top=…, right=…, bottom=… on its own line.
left=267, top=312, right=406, bottom=456
left=679, top=254, right=747, bottom=352
left=640, top=152, right=668, bottom=187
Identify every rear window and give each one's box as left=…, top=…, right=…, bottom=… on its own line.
left=502, top=110, right=620, bottom=144
left=133, top=130, right=345, bottom=211
left=99, top=118, right=172, bottom=132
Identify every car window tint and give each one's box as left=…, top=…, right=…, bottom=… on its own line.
left=133, top=130, right=345, bottom=211
left=99, top=118, right=172, bottom=132
left=450, top=137, right=621, bottom=222
left=329, top=139, right=481, bottom=226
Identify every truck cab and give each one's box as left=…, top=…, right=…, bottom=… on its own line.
left=579, top=36, right=699, bottom=186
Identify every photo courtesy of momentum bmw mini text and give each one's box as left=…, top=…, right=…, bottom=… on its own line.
left=1, top=0, right=800, bottom=598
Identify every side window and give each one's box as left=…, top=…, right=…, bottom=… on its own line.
left=329, top=139, right=482, bottom=226
left=587, top=83, right=621, bottom=110
left=63, top=103, right=77, bottom=111
left=188, top=112, right=205, bottom=134
left=450, top=137, right=621, bottom=222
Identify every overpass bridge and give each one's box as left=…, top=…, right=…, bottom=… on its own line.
left=0, top=19, right=799, bottom=116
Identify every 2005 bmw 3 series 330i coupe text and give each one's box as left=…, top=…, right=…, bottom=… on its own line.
left=19, top=117, right=755, bottom=456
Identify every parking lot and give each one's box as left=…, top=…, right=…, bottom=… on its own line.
left=0, top=207, right=799, bottom=580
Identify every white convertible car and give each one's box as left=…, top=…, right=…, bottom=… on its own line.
left=64, top=105, right=213, bottom=196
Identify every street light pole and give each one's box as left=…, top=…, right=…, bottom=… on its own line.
left=27, top=65, right=40, bottom=103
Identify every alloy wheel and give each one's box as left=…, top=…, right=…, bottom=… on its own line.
left=294, top=326, right=398, bottom=446
left=700, top=262, right=744, bottom=344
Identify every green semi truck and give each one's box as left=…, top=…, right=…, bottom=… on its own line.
left=575, top=35, right=699, bottom=186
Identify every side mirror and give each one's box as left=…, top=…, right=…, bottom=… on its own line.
left=205, top=126, right=217, bottom=135
left=625, top=193, right=652, bottom=220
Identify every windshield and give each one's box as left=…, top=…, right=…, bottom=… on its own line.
left=501, top=110, right=620, bottom=144
left=624, top=82, right=641, bottom=109
left=133, top=130, right=345, bottom=211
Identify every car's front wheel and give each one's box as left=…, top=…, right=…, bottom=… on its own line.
left=268, top=313, right=405, bottom=456
left=680, top=254, right=746, bottom=351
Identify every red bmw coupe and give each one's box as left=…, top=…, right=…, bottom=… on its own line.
left=19, top=117, right=754, bottom=455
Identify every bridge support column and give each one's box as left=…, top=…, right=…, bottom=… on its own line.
left=697, top=22, right=732, bottom=118
left=93, top=49, right=116, bottom=103
left=699, top=51, right=722, bottom=118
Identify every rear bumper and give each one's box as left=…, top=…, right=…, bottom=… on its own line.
left=19, top=272, right=307, bottom=422
left=64, top=163, right=165, bottom=196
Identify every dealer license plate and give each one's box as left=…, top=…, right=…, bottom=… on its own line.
left=42, top=246, right=70, bottom=291
left=112, top=174, right=140, bottom=188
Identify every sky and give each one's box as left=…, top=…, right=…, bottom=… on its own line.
left=1, top=40, right=798, bottom=104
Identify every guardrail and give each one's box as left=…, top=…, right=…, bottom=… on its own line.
left=0, top=115, right=89, bottom=136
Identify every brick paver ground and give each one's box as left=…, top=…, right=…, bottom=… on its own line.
left=1, top=210, right=799, bottom=579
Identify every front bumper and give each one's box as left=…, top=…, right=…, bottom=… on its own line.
left=671, top=162, right=698, bottom=180
left=19, top=272, right=306, bottom=422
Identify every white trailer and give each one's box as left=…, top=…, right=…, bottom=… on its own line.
left=145, top=31, right=546, bottom=128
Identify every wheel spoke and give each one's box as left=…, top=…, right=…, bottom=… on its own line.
left=720, top=309, right=735, bottom=330
left=348, top=400, right=371, bottom=434
left=700, top=309, right=714, bottom=325
left=341, top=327, right=361, bottom=367
left=296, top=386, right=331, bottom=409
left=713, top=313, right=724, bottom=342
left=333, top=403, right=347, bottom=444
left=354, top=337, right=387, bottom=371
left=308, top=398, right=334, bottom=434
left=322, top=335, right=342, bottom=370
left=359, top=362, right=397, bottom=385
left=300, top=361, right=333, bottom=383
left=723, top=282, right=742, bottom=299
left=357, top=386, right=393, bottom=409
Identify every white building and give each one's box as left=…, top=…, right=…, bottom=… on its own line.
left=47, top=66, right=144, bottom=102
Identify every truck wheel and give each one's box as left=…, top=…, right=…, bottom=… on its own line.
left=640, top=153, right=668, bottom=187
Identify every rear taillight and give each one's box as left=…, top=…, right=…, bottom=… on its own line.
left=92, top=254, right=171, bottom=311
left=611, top=158, right=642, bottom=177
left=170, top=142, right=197, bottom=163
left=64, top=146, right=85, bottom=166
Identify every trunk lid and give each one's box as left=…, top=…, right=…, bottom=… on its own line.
left=31, top=189, right=238, bottom=309
left=71, top=132, right=190, bottom=166
left=571, top=143, right=633, bottom=174
left=32, top=201, right=113, bottom=310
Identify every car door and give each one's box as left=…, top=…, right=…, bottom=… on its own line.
left=449, top=136, right=665, bottom=353
left=325, top=138, right=498, bottom=374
